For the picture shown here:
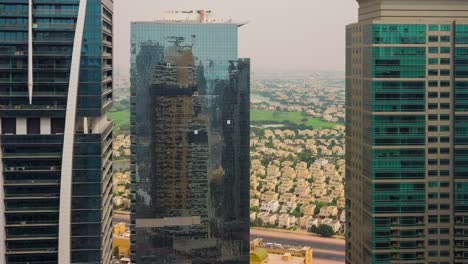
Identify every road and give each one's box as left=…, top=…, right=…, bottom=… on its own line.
left=112, top=215, right=345, bottom=263
left=251, top=228, right=345, bottom=264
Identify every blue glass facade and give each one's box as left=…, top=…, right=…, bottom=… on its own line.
left=0, top=0, right=113, bottom=263
left=130, top=21, right=250, bottom=263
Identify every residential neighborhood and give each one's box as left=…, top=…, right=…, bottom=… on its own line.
left=250, top=124, right=346, bottom=236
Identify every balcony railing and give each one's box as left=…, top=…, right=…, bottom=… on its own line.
left=34, top=9, right=78, bottom=16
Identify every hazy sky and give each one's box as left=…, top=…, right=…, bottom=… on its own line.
left=114, top=0, right=358, bottom=76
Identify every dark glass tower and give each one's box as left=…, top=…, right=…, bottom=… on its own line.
left=347, top=0, right=468, bottom=263
left=0, top=0, right=113, bottom=263
left=130, top=10, right=250, bottom=264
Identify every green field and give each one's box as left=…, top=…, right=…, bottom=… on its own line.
left=250, top=110, right=341, bottom=128
left=108, top=109, right=130, bottom=132
left=108, top=109, right=341, bottom=132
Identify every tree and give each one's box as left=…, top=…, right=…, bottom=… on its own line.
left=310, top=224, right=335, bottom=237
left=250, top=206, right=259, bottom=212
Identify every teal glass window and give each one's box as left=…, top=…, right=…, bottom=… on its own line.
left=456, top=24, right=468, bottom=44
left=372, top=24, right=426, bottom=44
left=429, top=47, right=438, bottom=53
left=372, top=81, right=425, bottom=112
left=441, top=47, right=451, bottom=53
left=441, top=125, right=450, bottom=131
left=440, top=69, right=450, bottom=76
left=429, top=24, right=439, bottom=31
left=429, top=181, right=438, bottom=188
left=429, top=58, right=438, bottom=64
left=428, top=81, right=438, bottom=87
left=372, top=47, right=426, bottom=78
left=440, top=24, right=451, bottom=31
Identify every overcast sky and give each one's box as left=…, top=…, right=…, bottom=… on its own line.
left=114, top=0, right=358, bottom=76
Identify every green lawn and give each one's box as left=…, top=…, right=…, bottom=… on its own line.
left=108, top=109, right=130, bottom=132
left=251, top=110, right=341, bottom=128
left=108, top=109, right=341, bottom=132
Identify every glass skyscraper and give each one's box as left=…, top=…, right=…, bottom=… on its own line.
left=130, top=10, right=250, bottom=263
left=346, top=0, right=468, bottom=263
left=0, top=0, right=113, bottom=263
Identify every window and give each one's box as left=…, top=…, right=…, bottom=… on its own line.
left=429, top=159, right=438, bottom=165
left=1, top=118, right=15, bottom=134
left=429, top=137, right=438, bottom=143
left=428, top=69, right=439, bottom=76
left=428, top=193, right=438, bottom=199
left=440, top=58, right=451, bottom=65
left=440, top=182, right=450, bottom=187
left=429, top=181, right=438, bottom=188
left=428, top=115, right=438, bottom=121
left=429, top=36, right=439, bottom=42
left=429, top=24, right=439, bottom=31
left=428, top=103, right=438, bottom=109
left=440, top=125, right=450, bottom=131
left=440, top=115, right=450, bottom=121
left=429, top=58, right=438, bottom=64
left=440, top=36, right=451, bottom=42
left=440, top=239, right=450, bottom=245
left=440, top=25, right=451, bottom=31
left=27, top=118, right=40, bottom=134
left=440, top=103, right=450, bottom=109
left=440, top=69, right=450, bottom=76
left=440, top=193, right=450, bottom=198
left=428, top=239, right=438, bottom=246
left=429, top=47, right=439, bottom=53
left=440, top=159, right=450, bottom=165
left=428, top=170, right=438, bottom=177
left=440, top=82, right=450, bottom=88
left=440, top=228, right=449, bottom=234
left=429, top=148, right=438, bottom=153
left=440, top=137, right=450, bottom=143
left=429, top=126, right=438, bottom=132
left=440, top=148, right=450, bottom=153
left=429, top=215, right=438, bottom=223
left=441, top=47, right=451, bottom=53
left=428, top=204, right=438, bottom=210
left=428, top=81, right=438, bottom=87
left=440, top=204, right=450, bottom=210
left=51, top=118, right=65, bottom=134
left=429, top=228, right=438, bottom=234
left=440, top=170, right=450, bottom=176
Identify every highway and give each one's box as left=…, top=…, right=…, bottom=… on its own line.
left=251, top=228, right=345, bottom=264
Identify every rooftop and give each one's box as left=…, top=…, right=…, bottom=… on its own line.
left=132, top=10, right=247, bottom=27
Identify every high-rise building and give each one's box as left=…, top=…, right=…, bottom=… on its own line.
left=0, top=0, right=113, bottom=263
left=130, top=10, right=250, bottom=263
left=346, top=0, right=468, bottom=263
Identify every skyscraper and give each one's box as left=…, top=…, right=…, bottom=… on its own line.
left=0, top=0, right=113, bottom=263
left=130, top=10, right=250, bottom=263
left=346, top=0, right=468, bottom=263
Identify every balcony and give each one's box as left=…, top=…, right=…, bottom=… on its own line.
left=3, top=166, right=61, bottom=173
left=34, top=9, right=78, bottom=17
left=3, top=152, right=61, bottom=159
left=33, top=23, right=76, bottom=31
left=4, top=179, right=60, bottom=186
left=0, top=24, right=27, bottom=30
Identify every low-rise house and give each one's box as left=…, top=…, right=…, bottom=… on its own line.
left=261, top=191, right=278, bottom=202
left=319, top=206, right=338, bottom=218
left=279, top=193, right=296, bottom=203
left=300, top=215, right=313, bottom=229
left=257, top=212, right=278, bottom=226
left=306, top=218, right=321, bottom=231
left=260, top=200, right=280, bottom=213
left=278, top=214, right=297, bottom=229
left=250, top=212, right=257, bottom=222
left=302, top=204, right=317, bottom=216
left=250, top=198, right=260, bottom=208
left=280, top=202, right=298, bottom=214
left=321, top=218, right=341, bottom=233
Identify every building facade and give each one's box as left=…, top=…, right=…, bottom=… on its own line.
left=346, top=0, right=468, bottom=263
left=0, top=0, right=113, bottom=263
left=130, top=10, right=250, bottom=263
